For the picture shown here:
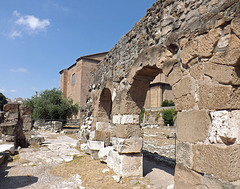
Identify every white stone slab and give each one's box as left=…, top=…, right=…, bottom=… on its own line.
left=96, top=122, right=111, bottom=132
left=112, top=114, right=139, bottom=124
left=87, top=140, right=104, bottom=150
left=0, top=143, right=15, bottom=154
left=209, top=110, right=240, bottom=144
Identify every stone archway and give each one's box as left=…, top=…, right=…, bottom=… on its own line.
left=94, top=88, right=112, bottom=147
left=81, top=0, right=240, bottom=187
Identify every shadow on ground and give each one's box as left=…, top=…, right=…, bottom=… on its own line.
left=0, top=161, right=38, bottom=189
left=143, top=151, right=175, bottom=176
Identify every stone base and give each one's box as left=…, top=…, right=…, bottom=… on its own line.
left=107, top=149, right=143, bottom=177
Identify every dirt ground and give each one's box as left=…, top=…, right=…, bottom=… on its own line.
left=0, top=132, right=175, bottom=189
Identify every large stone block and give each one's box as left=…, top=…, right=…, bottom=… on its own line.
left=172, top=77, right=193, bottom=99
left=87, top=140, right=104, bottom=151
left=192, top=144, right=240, bottom=182
left=94, top=130, right=111, bottom=146
left=174, top=164, right=203, bottom=189
left=209, top=110, right=240, bottom=145
left=202, top=175, right=225, bottom=189
left=121, top=153, right=143, bottom=177
left=119, top=100, right=141, bottom=114
left=20, top=106, right=33, bottom=116
left=189, top=63, right=203, bottom=80
left=112, top=137, right=142, bottom=153
left=197, top=28, right=221, bottom=58
left=3, top=103, right=19, bottom=113
left=7, top=112, right=19, bottom=119
left=176, top=142, right=193, bottom=169
left=174, top=94, right=195, bottom=111
left=94, top=130, right=110, bottom=140
left=96, top=122, right=111, bottom=132
left=177, top=110, right=210, bottom=143
left=0, top=123, right=17, bottom=135
left=22, top=115, right=32, bottom=131
left=98, top=146, right=114, bottom=163
left=106, top=150, right=143, bottom=177
left=113, top=124, right=143, bottom=138
left=209, top=34, right=240, bottom=66
left=162, top=58, right=178, bottom=76
left=198, top=84, right=232, bottom=110
left=167, top=65, right=183, bottom=86
left=113, top=114, right=139, bottom=125
left=180, top=40, right=198, bottom=66
left=204, top=62, right=240, bottom=85
left=231, top=16, right=240, bottom=38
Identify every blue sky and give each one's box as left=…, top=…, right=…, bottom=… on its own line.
left=0, top=0, right=155, bottom=100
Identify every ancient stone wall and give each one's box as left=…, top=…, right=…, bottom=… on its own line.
left=0, top=103, right=33, bottom=147
left=80, top=0, right=240, bottom=187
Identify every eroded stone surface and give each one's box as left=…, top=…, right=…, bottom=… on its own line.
left=177, top=110, right=210, bottom=143
left=192, top=144, right=240, bottom=182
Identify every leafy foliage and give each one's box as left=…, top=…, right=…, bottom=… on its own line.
left=162, top=108, right=177, bottom=126
left=23, top=88, right=79, bottom=120
left=139, top=108, right=145, bottom=123
left=0, top=93, right=8, bottom=111
left=161, top=99, right=175, bottom=107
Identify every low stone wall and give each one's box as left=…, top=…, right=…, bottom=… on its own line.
left=33, top=120, right=62, bottom=132
left=143, top=125, right=176, bottom=159
left=142, top=106, right=175, bottom=125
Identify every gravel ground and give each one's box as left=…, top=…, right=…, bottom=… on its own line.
left=0, top=131, right=174, bottom=189
left=0, top=132, right=85, bottom=189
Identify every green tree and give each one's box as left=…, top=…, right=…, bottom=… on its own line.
left=0, top=93, right=8, bottom=111
left=23, top=88, right=79, bottom=120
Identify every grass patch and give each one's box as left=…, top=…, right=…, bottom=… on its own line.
left=51, top=154, right=149, bottom=189
left=12, top=154, right=20, bottom=161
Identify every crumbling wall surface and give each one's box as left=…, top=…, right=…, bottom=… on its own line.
left=80, top=0, right=240, bottom=186
left=0, top=103, right=33, bottom=147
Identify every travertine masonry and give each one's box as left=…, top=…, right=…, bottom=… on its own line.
left=79, top=0, right=240, bottom=186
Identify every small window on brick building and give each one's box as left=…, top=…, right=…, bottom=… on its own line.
left=72, top=73, right=75, bottom=85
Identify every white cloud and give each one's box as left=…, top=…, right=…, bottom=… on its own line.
left=10, top=68, right=28, bottom=73
left=0, top=89, right=16, bottom=93
left=16, top=15, right=50, bottom=31
left=13, top=10, right=20, bottom=17
left=9, top=89, right=17, bottom=93
left=9, top=30, right=22, bottom=39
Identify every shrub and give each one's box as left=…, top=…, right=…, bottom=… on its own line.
left=162, top=108, right=177, bottom=126
left=139, top=108, right=145, bottom=123
left=161, top=100, right=175, bottom=107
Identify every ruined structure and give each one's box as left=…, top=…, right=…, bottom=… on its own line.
left=79, top=0, right=240, bottom=187
left=60, top=52, right=173, bottom=120
left=0, top=103, right=33, bottom=148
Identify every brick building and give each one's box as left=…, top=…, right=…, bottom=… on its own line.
left=59, top=52, right=108, bottom=118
